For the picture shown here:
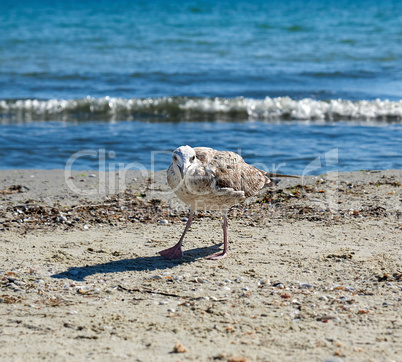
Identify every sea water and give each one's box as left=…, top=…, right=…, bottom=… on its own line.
left=0, top=0, right=401, bottom=173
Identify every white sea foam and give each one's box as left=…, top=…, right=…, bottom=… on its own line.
left=1, top=96, right=401, bottom=121
left=179, top=97, right=402, bottom=121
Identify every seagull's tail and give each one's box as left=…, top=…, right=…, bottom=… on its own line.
left=265, top=172, right=300, bottom=178
left=265, top=172, right=300, bottom=186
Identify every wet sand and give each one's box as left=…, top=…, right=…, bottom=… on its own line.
left=0, top=169, right=401, bottom=361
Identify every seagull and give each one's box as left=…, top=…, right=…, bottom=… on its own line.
left=159, top=145, right=297, bottom=260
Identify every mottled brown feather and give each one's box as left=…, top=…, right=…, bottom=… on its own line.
left=194, top=147, right=271, bottom=198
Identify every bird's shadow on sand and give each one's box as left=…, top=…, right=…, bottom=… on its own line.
left=51, top=244, right=222, bottom=281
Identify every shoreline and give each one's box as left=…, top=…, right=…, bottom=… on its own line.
left=0, top=169, right=401, bottom=361
left=1, top=168, right=401, bottom=204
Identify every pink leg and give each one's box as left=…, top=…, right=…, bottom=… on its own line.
left=159, top=210, right=194, bottom=259
left=205, top=213, right=229, bottom=260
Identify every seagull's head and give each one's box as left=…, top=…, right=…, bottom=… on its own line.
left=172, top=145, right=197, bottom=179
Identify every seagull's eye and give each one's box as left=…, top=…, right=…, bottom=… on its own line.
left=173, top=155, right=178, bottom=162
left=190, top=156, right=195, bottom=162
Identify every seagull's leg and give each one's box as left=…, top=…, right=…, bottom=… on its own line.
left=205, top=212, right=229, bottom=260
left=159, top=209, right=194, bottom=259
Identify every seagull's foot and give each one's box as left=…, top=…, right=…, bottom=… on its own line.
left=205, top=251, right=228, bottom=260
left=159, top=244, right=183, bottom=259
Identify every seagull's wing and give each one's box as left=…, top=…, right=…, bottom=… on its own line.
left=194, top=148, right=270, bottom=197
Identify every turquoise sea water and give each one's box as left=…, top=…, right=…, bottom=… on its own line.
left=0, top=0, right=401, bottom=172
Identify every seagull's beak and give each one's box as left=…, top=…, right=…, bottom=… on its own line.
left=178, top=161, right=191, bottom=179
left=178, top=165, right=184, bottom=179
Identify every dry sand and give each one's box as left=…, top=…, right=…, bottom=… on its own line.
left=0, top=169, right=401, bottom=361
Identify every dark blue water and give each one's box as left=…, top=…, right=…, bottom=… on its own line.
left=2, top=0, right=402, bottom=100
left=0, top=0, right=401, bottom=172
left=1, top=120, right=401, bottom=173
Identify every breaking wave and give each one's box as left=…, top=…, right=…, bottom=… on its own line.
left=1, top=96, right=402, bottom=122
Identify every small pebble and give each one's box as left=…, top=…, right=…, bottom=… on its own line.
left=258, top=278, right=269, bottom=286
left=173, top=342, right=187, bottom=353
left=168, top=308, right=175, bottom=313
left=151, top=275, right=163, bottom=280
left=319, top=296, right=328, bottom=301
left=77, top=286, right=91, bottom=294
left=300, top=283, right=313, bottom=289
left=158, top=219, right=169, bottom=225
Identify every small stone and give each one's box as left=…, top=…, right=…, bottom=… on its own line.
left=258, top=278, right=269, bottom=286
left=173, top=342, right=187, bottom=353
left=319, top=296, right=328, bottom=301
left=151, top=275, right=163, bottom=280
left=158, top=219, right=169, bottom=225
left=77, top=286, right=91, bottom=294
left=300, top=283, right=313, bottom=289
left=227, top=357, right=246, bottom=362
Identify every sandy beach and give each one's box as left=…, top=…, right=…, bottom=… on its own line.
left=0, top=169, right=401, bottom=361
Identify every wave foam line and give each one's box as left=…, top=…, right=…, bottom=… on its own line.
left=1, top=96, right=402, bottom=121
